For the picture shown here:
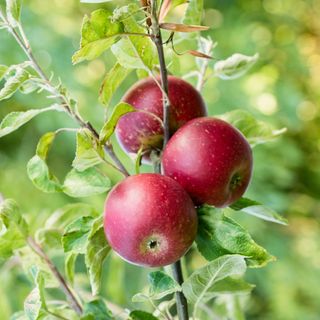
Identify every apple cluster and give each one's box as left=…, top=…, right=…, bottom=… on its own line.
left=104, top=77, right=253, bottom=267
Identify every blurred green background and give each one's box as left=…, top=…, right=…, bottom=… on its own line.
left=1, top=0, right=320, bottom=319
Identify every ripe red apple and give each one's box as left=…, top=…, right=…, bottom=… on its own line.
left=116, top=76, right=207, bottom=161
left=162, top=117, right=253, bottom=208
left=103, top=173, right=198, bottom=267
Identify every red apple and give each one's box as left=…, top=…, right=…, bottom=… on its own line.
left=116, top=76, right=207, bottom=161
left=162, top=117, right=253, bottom=208
left=103, top=173, right=198, bottom=267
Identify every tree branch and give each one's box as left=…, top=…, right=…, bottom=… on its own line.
left=149, top=2, right=189, bottom=320
left=0, top=12, right=129, bottom=177
left=27, top=237, right=83, bottom=316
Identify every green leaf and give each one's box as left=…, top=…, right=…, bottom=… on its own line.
left=218, top=109, right=287, bottom=147
left=182, top=255, right=251, bottom=305
left=121, top=11, right=157, bottom=71
left=230, top=198, right=288, bottom=225
left=99, top=102, right=135, bottom=144
left=0, top=67, right=29, bottom=100
left=0, top=65, right=8, bottom=81
left=62, top=216, right=95, bottom=254
left=27, top=131, right=63, bottom=193
left=132, top=271, right=180, bottom=302
left=73, top=9, right=123, bottom=64
left=214, top=53, right=259, bottom=80
left=6, top=0, right=22, bottom=27
left=81, top=299, right=113, bottom=320
left=129, top=311, right=159, bottom=320
left=27, top=155, right=62, bottom=193
left=24, top=270, right=47, bottom=320
left=72, top=128, right=104, bottom=172
left=183, top=0, right=203, bottom=25
left=85, top=219, right=111, bottom=296
left=0, top=199, right=28, bottom=258
left=63, top=167, right=111, bottom=198
left=65, top=252, right=78, bottom=285
left=196, top=206, right=274, bottom=267
left=99, top=63, right=131, bottom=106
left=0, top=105, right=61, bottom=138
left=148, top=271, right=181, bottom=300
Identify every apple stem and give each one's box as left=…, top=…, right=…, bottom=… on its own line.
left=172, top=260, right=190, bottom=320
left=148, top=1, right=190, bottom=320
left=150, top=0, right=171, bottom=147
left=0, top=12, right=130, bottom=177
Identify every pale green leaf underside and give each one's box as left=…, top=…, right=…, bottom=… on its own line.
left=231, top=197, right=288, bottom=225
left=182, top=255, right=249, bottom=304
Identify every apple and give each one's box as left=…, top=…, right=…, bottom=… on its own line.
left=162, top=117, right=253, bottom=208
left=103, top=173, right=198, bottom=267
left=116, top=76, right=207, bottom=161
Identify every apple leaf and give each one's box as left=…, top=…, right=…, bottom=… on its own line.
left=0, top=104, right=62, bottom=138
left=72, top=128, right=104, bottom=172
left=0, top=199, right=28, bottom=259
left=133, top=271, right=180, bottom=302
left=6, top=0, right=22, bottom=27
left=196, top=205, right=275, bottom=267
left=230, top=198, right=288, bottom=225
left=24, top=270, right=48, bottom=320
left=218, top=109, right=287, bottom=147
left=99, top=63, right=132, bottom=107
left=214, top=53, right=259, bottom=80
left=82, top=299, right=113, bottom=320
left=27, top=131, right=62, bottom=193
left=72, top=9, right=123, bottom=64
left=65, top=252, right=78, bottom=285
left=0, top=66, right=30, bottom=100
left=63, top=216, right=110, bottom=295
left=148, top=271, right=181, bottom=300
left=85, top=218, right=111, bottom=295
left=129, top=311, right=159, bottom=320
left=182, top=255, right=252, bottom=305
left=63, top=167, right=111, bottom=198
left=100, top=102, right=135, bottom=144
left=113, top=4, right=157, bottom=71
left=62, top=216, right=98, bottom=254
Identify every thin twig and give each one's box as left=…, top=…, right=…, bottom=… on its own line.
left=27, top=237, right=83, bottom=316
left=148, top=1, right=189, bottom=320
left=0, top=12, right=129, bottom=177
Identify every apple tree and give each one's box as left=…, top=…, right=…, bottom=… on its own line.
left=0, top=0, right=287, bottom=319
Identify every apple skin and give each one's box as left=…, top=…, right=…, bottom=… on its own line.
left=162, top=117, right=253, bottom=208
left=103, top=173, right=198, bottom=267
left=116, top=76, right=207, bottom=161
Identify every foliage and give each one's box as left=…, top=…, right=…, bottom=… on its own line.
left=1, top=0, right=318, bottom=319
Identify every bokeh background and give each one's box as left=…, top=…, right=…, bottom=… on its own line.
left=1, top=0, right=320, bottom=319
